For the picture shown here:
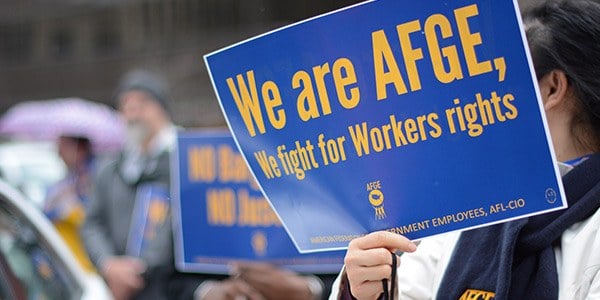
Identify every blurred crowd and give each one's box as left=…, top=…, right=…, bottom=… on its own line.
left=1, top=0, right=600, bottom=299
left=0, top=68, right=337, bottom=300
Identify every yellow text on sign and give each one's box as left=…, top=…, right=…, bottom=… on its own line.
left=372, top=4, right=506, bottom=101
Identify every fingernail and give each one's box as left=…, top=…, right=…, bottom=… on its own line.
left=407, top=241, right=417, bottom=252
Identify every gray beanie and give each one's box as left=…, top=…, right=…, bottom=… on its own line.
left=115, top=69, right=172, bottom=116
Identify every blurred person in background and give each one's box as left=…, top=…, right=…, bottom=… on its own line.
left=44, top=135, right=96, bottom=273
left=81, top=69, right=178, bottom=300
left=82, top=68, right=336, bottom=300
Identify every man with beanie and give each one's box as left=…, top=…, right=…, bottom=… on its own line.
left=83, top=69, right=339, bottom=300
left=82, top=69, right=178, bottom=300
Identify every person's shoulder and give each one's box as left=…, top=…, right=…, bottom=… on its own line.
left=558, top=206, right=600, bottom=298
left=564, top=206, right=600, bottom=238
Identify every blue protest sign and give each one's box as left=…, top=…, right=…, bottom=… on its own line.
left=204, top=0, right=566, bottom=253
left=171, top=130, right=345, bottom=273
left=126, top=183, right=171, bottom=264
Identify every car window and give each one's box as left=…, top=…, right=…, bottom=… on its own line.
left=0, top=196, right=82, bottom=300
left=0, top=251, right=27, bottom=300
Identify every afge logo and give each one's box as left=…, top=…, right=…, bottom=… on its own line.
left=251, top=231, right=268, bottom=257
left=459, top=289, right=495, bottom=300
left=367, top=181, right=386, bottom=219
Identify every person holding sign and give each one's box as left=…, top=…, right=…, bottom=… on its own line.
left=171, top=133, right=342, bottom=300
left=332, top=0, right=600, bottom=299
left=81, top=69, right=178, bottom=300
left=82, top=69, right=336, bottom=300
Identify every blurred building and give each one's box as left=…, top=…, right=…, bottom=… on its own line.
left=0, top=0, right=535, bottom=127
left=0, top=0, right=362, bottom=127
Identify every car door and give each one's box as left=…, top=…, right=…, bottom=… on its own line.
left=0, top=184, right=83, bottom=300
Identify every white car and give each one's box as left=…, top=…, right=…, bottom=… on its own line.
left=0, top=140, right=66, bottom=208
left=0, top=179, right=112, bottom=300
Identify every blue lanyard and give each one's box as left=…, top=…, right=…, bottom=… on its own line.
left=563, top=154, right=592, bottom=167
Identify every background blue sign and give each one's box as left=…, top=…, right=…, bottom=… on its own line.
left=204, top=0, right=566, bottom=252
left=127, top=184, right=171, bottom=265
left=172, top=130, right=345, bottom=273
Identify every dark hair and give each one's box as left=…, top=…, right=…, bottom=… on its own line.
left=523, top=0, right=600, bottom=152
left=72, top=136, right=92, bottom=152
left=62, top=135, right=93, bottom=156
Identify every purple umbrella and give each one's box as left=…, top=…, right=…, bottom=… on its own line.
left=0, top=98, right=126, bottom=153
